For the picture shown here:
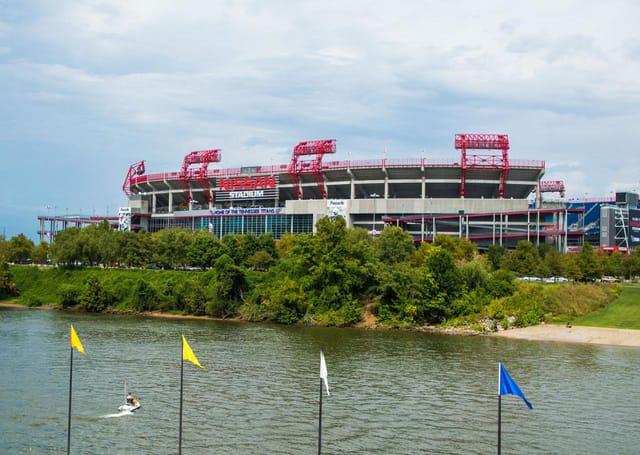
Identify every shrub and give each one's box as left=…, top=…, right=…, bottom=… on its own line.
left=79, top=276, right=111, bottom=313
left=184, top=280, right=207, bottom=316
left=0, top=261, right=18, bottom=298
left=132, top=279, right=159, bottom=312
left=60, top=284, right=82, bottom=308
left=25, top=296, right=43, bottom=307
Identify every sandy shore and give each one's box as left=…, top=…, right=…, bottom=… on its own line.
left=490, top=324, right=640, bottom=348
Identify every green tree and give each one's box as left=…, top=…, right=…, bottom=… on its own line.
left=484, top=269, right=516, bottom=298
left=503, top=241, right=541, bottom=276
left=622, top=248, right=640, bottom=279
left=250, top=274, right=307, bottom=323
left=188, top=231, right=229, bottom=269
left=119, top=230, right=153, bottom=268
left=486, top=244, right=507, bottom=271
left=602, top=251, right=624, bottom=278
left=49, top=227, right=83, bottom=266
left=375, top=262, right=424, bottom=323
left=208, top=254, right=247, bottom=317
left=95, top=220, right=119, bottom=267
left=542, top=248, right=565, bottom=278
left=262, top=217, right=367, bottom=326
left=315, top=216, right=348, bottom=251
left=151, top=228, right=193, bottom=269
left=305, top=217, right=365, bottom=324
left=246, top=250, right=275, bottom=271
left=460, top=260, right=489, bottom=291
left=433, top=235, right=477, bottom=262
left=222, top=234, right=247, bottom=266
left=189, top=230, right=216, bottom=269
left=417, top=268, right=448, bottom=323
left=0, top=235, right=7, bottom=261
left=242, top=232, right=261, bottom=265
left=425, top=249, right=464, bottom=303
left=7, top=234, right=34, bottom=263
left=536, top=243, right=556, bottom=259
left=257, top=233, right=278, bottom=259
left=576, top=242, right=602, bottom=280
left=32, top=241, right=50, bottom=265
left=78, top=224, right=101, bottom=266
left=562, top=254, right=583, bottom=281
left=276, top=232, right=297, bottom=258
left=374, top=226, right=415, bottom=264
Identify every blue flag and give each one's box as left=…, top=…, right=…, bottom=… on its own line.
left=499, top=363, right=533, bottom=409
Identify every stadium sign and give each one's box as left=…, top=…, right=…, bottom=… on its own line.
left=118, top=207, right=131, bottom=232
left=210, top=207, right=285, bottom=215
left=327, top=199, right=347, bottom=219
left=216, top=176, right=278, bottom=201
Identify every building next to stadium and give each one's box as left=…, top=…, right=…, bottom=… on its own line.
left=37, top=133, right=640, bottom=252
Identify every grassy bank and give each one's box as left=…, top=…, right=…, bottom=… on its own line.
left=6, top=266, right=213, bottom=311
left=4, top=265, right=633, bottom=332
left=571, top=284, right=640, bottom=329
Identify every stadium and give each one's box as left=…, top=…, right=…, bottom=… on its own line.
left=38, top=133, right=640, bottom=252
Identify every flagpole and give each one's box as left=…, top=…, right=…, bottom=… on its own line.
left=318, top=376, right=323, bottom=455
left=179, top=342, right=184, bottom=455
left=497, top=362, right=501, bottom=455
left=497, top=393, right=502, bottom=455
left=67, top=347, right=73, bottom=455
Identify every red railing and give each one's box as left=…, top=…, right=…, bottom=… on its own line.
left=130, top=158, right=545, bottom=186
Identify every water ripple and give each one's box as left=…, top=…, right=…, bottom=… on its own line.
left=1, top=309, right=640, bottom=454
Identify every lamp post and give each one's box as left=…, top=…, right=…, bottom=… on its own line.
left=370, top=193, right=381, bottom=236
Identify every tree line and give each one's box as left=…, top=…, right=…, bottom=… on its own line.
left=1, top=218, right=636, bottom=327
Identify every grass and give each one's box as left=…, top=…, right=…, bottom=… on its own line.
left=571, top=283, right=640, bottom=329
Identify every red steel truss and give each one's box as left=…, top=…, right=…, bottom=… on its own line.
left=179, top=149, right=222, bottom=202
left=122, top=160, right=146, bottom=197
left=288, top=139, right=336, bottom=199
left=454, top=133, right=510, bottom=198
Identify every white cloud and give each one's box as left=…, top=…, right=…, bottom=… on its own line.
left=2, top=0, right=640, bottom=238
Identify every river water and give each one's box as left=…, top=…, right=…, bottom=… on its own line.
left=1, top=307, right=639, bottom=454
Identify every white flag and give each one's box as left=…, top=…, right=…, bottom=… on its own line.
left=320, top=351, right=330, bottom=396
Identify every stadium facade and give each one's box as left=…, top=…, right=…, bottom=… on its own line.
left=37, top=134, right=640, bottom=252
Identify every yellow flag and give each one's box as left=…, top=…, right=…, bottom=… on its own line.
left=182, top=335, right=204, bottom=368
left=70, top=325, right=86, bottom=355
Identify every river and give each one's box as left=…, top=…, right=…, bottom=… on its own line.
left=1, top=307, right=639, bottom=454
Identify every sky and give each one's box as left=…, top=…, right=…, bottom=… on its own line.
left=2, top=0, right=640, bottom=241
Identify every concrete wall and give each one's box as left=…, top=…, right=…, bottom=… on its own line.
left=286, top=198, right=529, bottom=216
left=285, top=197, right=530, bottom=231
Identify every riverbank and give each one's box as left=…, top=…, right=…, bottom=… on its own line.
left=490, top=324, right=640, bottom=347
left=0, top=301, right=56, bottom=310
left=3, top=301, right=640, bottom=347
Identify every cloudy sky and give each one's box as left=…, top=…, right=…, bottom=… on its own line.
left=2, top=0, right=639, bottom=241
